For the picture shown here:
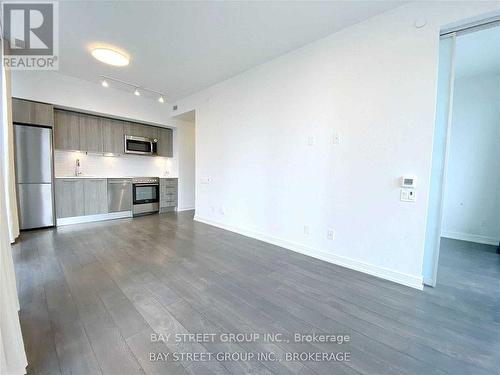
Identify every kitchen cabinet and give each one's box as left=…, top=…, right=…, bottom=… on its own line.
left=55, top=179, right=85, bottom=218
left=160, top=178, right=178, bottom=212
left=83, top=179, right=108, bottom=215
left=54, top=108, right=165, bottom=156
left=54, top=110, right=80, bottom=151
left=79, top=114, right=103, bottom=153
left=55, top=178, right=108, bottom=218
left=12, top=98, right=54, bottom=127
left=157, top=127, right=173, bottom=157
left=124, top=121, right=158, bottom=139
left=102, top=118, right=124, bottom=154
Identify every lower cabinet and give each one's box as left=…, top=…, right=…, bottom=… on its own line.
left=83, top=179, right=107, bottom=215
left=160, top=178, right=178, bottom=212
left=55, top=179, right=85, bottom=218
left=55, top=178, right=107, bottom=218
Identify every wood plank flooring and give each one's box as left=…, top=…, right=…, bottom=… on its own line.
left=12, top=211, right=500, bottom=374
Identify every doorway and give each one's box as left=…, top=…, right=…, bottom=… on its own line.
left=172, top=109, right=196, bottom=213
left=423, top=20, right=500, bottom=286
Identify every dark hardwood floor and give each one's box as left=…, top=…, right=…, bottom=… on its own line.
left=13, top=211, right=500, bottom=374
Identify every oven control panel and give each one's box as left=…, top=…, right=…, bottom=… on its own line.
left=132, top=177, right=159, bottom=184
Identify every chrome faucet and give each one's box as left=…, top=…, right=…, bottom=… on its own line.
left=75, top=158, right=82, bottom=176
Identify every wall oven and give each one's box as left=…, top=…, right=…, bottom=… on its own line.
left=125, top=135, right=158, bottom=155
left=132, top=177, right=159, bottom=216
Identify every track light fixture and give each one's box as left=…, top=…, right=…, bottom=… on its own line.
left=99, top=75, right=166, bottom=103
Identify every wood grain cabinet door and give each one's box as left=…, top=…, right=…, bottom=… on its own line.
left=12, top=98, right=54, bottom=126
left=143, top=125, right=158, bottom=139
left=124, top=122, right=158, bottom=139
left=83, top=179, right=108, bottom=215
left=55, top=179, right=85, bottom=218
left=123, top=122, right=142, bottom=137
left=54, top=110, right=80, bottom=151
left=102, top=118, right=124, bottom=154
left=31, top=102, right=54, bottom=126
left=157, top=128, right=173, bottom=157
left=79, top=114, right=103, bottom=153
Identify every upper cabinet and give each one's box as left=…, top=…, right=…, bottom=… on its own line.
left=79, top=114, right=103, bottom=153
left=13, top=98, right=54, bottom=127
left=54, top=110, right=80, bottom=151
left=157, top=127, right=173, bottom=157
left=51, top=108, right=171, bottom=157
left=124, top=121, right=158, bottom=139
left=101, top=118, right=124, bottom=154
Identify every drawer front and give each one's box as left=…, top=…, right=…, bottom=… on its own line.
left=160, top=178, right=178, bottom=187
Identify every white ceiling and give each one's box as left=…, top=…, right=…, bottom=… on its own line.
left=455, top=25, right=500, bottom=78
left=57, top=1, right=403, bottom=101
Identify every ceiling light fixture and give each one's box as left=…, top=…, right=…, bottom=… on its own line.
left=99, top=75, right=166, bottom=103
left=91, top=48, right=129, bottom=66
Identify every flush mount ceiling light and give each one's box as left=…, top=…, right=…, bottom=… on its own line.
left=91, top=48, right=129, bottom=66
left=158, top=95, right=165, bottom=103
left=101, top=79, right=109, bottom=88
left=134, top=88, right=141, bottom=96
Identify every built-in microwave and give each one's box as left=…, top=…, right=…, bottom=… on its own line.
left=124, top=135, right=157, bottom=155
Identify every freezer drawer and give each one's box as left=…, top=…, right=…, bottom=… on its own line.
left=14, top=125, right=53, bottom=183
left=108, top=179, right=132, bottom=213
left=17, top=183, right=54, bottom=229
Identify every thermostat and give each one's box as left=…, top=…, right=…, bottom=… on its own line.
left=401, top=176, right=417, bottom=188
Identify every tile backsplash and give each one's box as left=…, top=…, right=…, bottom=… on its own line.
left=54, top=151, right=175, bottom=178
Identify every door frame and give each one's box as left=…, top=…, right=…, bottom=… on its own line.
left=423, top=16, right=500, bottom=287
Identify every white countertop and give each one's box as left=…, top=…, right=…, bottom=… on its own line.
left=55, top=176, right=178, bottom=179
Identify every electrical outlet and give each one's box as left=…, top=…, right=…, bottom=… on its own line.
left=327, top=229, right=335, bottom=240
left=201, top=177, right=211, bottom=184
left=210, top=206, right=215, bottom=213
left=332, top=132, right=340, bottom=145
left=220, top=206, right=227, bottom=215
left=304, top=225, right=310, bottom=235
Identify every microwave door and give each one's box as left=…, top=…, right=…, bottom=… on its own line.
left=125, top=137, right=153, bottom=154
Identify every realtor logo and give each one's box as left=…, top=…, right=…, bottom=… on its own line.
left=1, top=1, right=58, bottom=69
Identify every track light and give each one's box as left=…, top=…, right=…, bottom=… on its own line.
left=100, top=75, right=166, bottom=102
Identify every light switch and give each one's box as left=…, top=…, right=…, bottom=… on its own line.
left=400, top=188, right=416, bottom=202
left=307, top=136, right=314, bottom=146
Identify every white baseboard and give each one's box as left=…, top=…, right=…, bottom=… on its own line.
left=177, top=207, right=195, bottom=212
left=194, top=215, right=423, bottom=290
left=441, top=231, right=499, bottom=246
left=57, top=211, right=132, bottom=226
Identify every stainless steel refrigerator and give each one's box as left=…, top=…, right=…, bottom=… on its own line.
left=14, top=124, right=55, bottom=229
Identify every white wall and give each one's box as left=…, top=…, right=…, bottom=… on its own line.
left=12, top=71, right=195, bottom=203
left=173, top=118, right=196, bottom=210
left=54, top=151, right=174, bottom=178
left=11, top=71, right=170, bottom=125
left=173, top=2, right=500, bottom=289
left=442, top=73, right=500, bottom=245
